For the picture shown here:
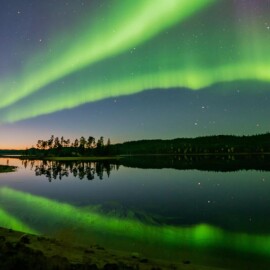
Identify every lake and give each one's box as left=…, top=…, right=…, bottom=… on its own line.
left=1, top=156, right=270, bottom=269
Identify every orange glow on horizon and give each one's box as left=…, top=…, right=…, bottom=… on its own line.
left=0, top=144, right=32, bottom=151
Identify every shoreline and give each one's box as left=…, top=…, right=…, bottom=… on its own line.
left=17, top=156, right=121, bottom=161
left=0, top=227, right=225, bottom=270
left=1, top=152, right=270, bottom=161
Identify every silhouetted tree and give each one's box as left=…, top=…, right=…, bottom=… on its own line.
left=79, top=137, right=86, bottom=148
left=54, top=137, right=61, bottom=149
left=36, top=140, right=42, bottom=150
left=87, top=136, right=95, bottom=149
left=60, top=136, right=65, bottom=147
left=41, top=140, right=48, bottom=150
left=96, top=136, right=104, bottom=155
left=74, top=139, right=79, bottom=148
left=47, top=135, right=54, bottom=149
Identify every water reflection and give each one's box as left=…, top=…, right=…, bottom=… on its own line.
left=1, top=186, right=270, bottom=259
left=1, top=157, right=270, bottom=267
left=22, top=160, right=120, bottom=181
left=21, top=154, right=270, bottom=183
left=120, top=154, right=270, bottom=172
left=0, top=206, right=36, bottom=235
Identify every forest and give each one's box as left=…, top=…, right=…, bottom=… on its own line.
left=1, top=133, right=270, bottom=157
left=110, top=133, right=270, bottom=156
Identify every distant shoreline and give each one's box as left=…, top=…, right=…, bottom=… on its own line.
left=1, top=152, right=270, bottom=160
left=1, top=132, right=270, bottom=158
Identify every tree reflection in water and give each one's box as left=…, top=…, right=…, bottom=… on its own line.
left=22, top=160, right=120, bottom=181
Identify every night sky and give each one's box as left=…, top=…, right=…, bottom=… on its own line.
left=0, top=0, right=270, bottom=149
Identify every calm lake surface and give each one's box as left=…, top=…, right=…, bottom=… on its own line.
left=1, top=156, right=270, bottom=268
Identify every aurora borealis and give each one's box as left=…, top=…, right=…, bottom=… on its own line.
left=2, top=186, right=270, bottom=258
left=0, top=0, right=270, bottom=148
left=1, top=2, right=270, bottom=266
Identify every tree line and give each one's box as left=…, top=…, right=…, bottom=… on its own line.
left=109, top=133, right=270, bottom=155
left=30, top=135, right=111, bottom=156
left=17, top=132, right=270, bottom=157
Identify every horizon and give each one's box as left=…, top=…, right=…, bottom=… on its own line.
left=1, top=131, right=270, bottom=151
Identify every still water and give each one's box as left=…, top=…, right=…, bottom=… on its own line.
left=1, top=157, right=270, bottom=268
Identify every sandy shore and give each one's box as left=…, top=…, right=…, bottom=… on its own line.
left=0, top=227, right=228, bottom=270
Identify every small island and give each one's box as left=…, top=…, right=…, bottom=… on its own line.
left=0, top=165, right=16, bottom=173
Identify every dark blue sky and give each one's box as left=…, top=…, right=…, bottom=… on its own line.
left=0, top=1, right=269, bottom=148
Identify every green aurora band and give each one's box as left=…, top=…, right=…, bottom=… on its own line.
left=1, top=0, right=270, bottom=123
left=0, top=207, right=37, bottom=234
left=0, top=0, right=215, bottom=109
left=1, top=187, right=270, bottom=257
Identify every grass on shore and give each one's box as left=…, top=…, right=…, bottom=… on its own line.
left=0, top=165, right=16, bottom=173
